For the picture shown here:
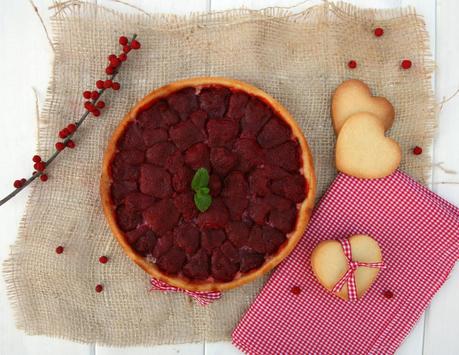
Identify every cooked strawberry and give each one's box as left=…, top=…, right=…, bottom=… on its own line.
left=257, top=117, right=291, bottom=148
left=183, top=249, right=210, bottom=280
left=266, top=141, right=301, bottom=171
left=165, top=150, right=185, bottom=173
left=209, top=174, right=222, bottom=197
left=159, top=105, right=180, bottom=127
left=211, top=249, right=239, bottom=282
left=264, top=193, right=292, bottom=211
left=111, top=180, right=138, bottom=205
left=271, top=174, right=306, bottom=203
left=268, top=206, right=297, bottom=233
left=201, top=229, right=226, bottom=254
left=157, top=247, right=187, bottom=275
left=220, top=241, right=240, bottom=264
left=239, top=248, right=265, bottom=273
left=146, top=142, right=177, bottom=166
left=196, top=198, right=229, bottom=229
left=118, top=149, right=145, bottom=165
left=223, top=195, right=248, bottom=221
left=247, top=225, right=266, bottom=253
left=137, top=104, right=162, bottom=130
left=210, top=147, right=238, bottom=176
left=124, top=192, right=155, bottom=211
left=170, top=120, right=206, bottom=151
left=167, top=87, right=198, bottom=120
left=174, top=223, right=200, bottom=255
left=125, top=225, right=150, bottom=245
left=172, top=165, right=193, bottom=193
left=152, top=232, right=174, bottom=258
left=222, top=171, right=248, bottom=197
left=225, top=221, right=250, bottom=248
left=118, top=123, right=145, bottom=150
left=111, top=156, right=140, bottom=181
left=199, top=87, right=231, bottom=118
left=144, top=199, right=180, bottom=234
left=207, top=119, right=239, bottom=147
left=227, top=91, right=249, bottom=120
left=248, top=197, right=271, bottom=225
left=190, top=110, right=208, bottom=130
left=133, top=230, right=157, bottom=256
left=184, top=143, right=210, bottom=170
left=139, top=164, right=172, bottom=198
left=262, top=225, right=286, bottom=254
left=241, top=98, right=271, bottom=137
left=173, top=192, right=198, bottom=222
left=142, top=128, right=169, bottom=147
left=233, top=138, right=265, bottom=172
left=116, top=205, right=142, bottom=231
left=248, top=167, right=270, bottom=196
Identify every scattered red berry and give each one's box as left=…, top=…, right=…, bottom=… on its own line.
left=131, top=39, right=141, bottom=50
left=401, top=59, right=412, bottom=69
left=55, top=142, right=65, bottom=151
left=40, top=174, right=48, bottom=182
left=84, top=101, right=95, bottom=112
left=95, top=284, right=103, bottom=293
left=119, top=36, right=128, bottom=46
left=83, top=91, right=91, bottom=99
left=413, top=146, right=423, bottom=155
left=92, top=109, right=101, bottom=117
left=99, top=256, right=109, bottom=264
left=108, top=54, right=117, bottom=62
left=112, top=82, right=121, bottom=90
left=374, top=27, right=384, bottom=37
left=66, top=140, right=76, bottom=149
left=55, top=246, right=64, bottom=254
left=123, top=45, right=131, bottom=53
left=109, top=57, right=120, bottom=68
left=103, top=80, right=113, bottom=89
left=13, top=180, right=23, bottom=188
left=96, top=101, right=105, bottom=109
left=96, top=80, right=104, bottom=89
left=32, top=155, right=42, bottom=163
left=118, top=53, right=127, bottom=62
left=383, top=290, right=394, bottom=299
left=348, top=60, right=357, bottom=69
left=59, top=128, right=70, bottom=139
left=291, top=286, right=302, bottom=295
left=105, top=66, right=114, bottom=75
left=67, top=123, right=77, bottom=133
left=34, top=161, right=46, bottom=171
left=91, top=91, right=100, bottom=100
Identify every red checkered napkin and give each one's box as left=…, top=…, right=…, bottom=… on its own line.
left=233, top=171, right=459, bottom=354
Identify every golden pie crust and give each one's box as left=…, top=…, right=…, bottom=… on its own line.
left=100, top=77, right=316, bottom=291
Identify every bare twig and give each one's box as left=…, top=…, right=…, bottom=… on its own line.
left=109, top=0, right=151, bottom=16
left=32, top=87, right=40, bottom=144
left=438, top=87, right=459, bottom=112
left=433, top=162, right=457, bottom=175
left=28, top=0, right=55, bottom=51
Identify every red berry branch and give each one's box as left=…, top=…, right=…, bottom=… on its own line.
left=1, top=34, right=141, bottom=207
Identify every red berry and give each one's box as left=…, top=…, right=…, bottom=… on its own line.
left=96, top=101, right=105, bottom=109
left=95, top=284, right=103, bottom=293
left=21, top=178, right=26, bottom=184
left=66, top=140, right=76, bottom=149
left=84, top=101, right=95, bottom=112
left=55, top=142, right=65, bottom=151
left=105, top=66, right=114, bottom=75
left=40, top=174, right=48, bottom=182
left=92, top=109, right=101, bottom=117
left=103, top=80, right=112, bottom=89
left=34, top=161, right=46, bottom=171
left=91, top=91, right=99, bottom=100
left=32, top=155, right=42, bottom=163
left=413, top=146, right=423, bottom=155
left=96, top=80, right=104, bottom=89
left=348, top=60, right=357, bottom=69
left=112, top=82, right=121, bottom=90
left=99, top=256, right=109, bottom=264
left=118, top=53, right=127, bottom=62
left=374, top=27, right=384, bottom=37
left=383, top=290, right=394, bottom=299
left=401, top=59, right=412, bottom=69
left=13, top=180, right=23, bottom=188
left=67, top=123, right=77, bottom=133
left=291, top=286, right=301, bottom=295
left=123, top=45, right=131, bottom=53
left=56, top=246, right=64, bottom=254
left=109, top=58, right=120, bottom=68
left=59, top=128, right=70, bottom=139
left=108, top=54, right=117, bottom=62
left=83, top=91, right=91, bottom=99
left=119, top=36, right=128, bottom=46
left=131, top=39, right=141, bottom=49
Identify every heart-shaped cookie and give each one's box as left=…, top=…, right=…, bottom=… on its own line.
left=331, top=79, right=395, bottom=134
left=335, top=112, right=401, bottom=179
left=311, top=235, right=383, bottom=301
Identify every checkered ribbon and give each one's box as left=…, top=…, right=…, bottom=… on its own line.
left=332, top=238, right=386, bottom=301
left=150, top=278, right=221, bottom=306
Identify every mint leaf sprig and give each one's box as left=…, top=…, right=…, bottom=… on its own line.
left=191, top=168, right=212, bottom=212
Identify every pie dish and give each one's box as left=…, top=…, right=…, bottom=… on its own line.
left=100, top=77, right=316, bottom=291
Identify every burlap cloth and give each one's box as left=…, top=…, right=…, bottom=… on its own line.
left=4, top=1, right=435, bottom=346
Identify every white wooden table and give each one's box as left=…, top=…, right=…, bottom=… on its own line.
left=0, top=0, right=458, bottom=354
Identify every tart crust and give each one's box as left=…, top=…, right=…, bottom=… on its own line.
left=100, top=77, right=316, bottom=291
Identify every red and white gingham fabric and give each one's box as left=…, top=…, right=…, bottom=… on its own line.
left=233, top=171, right=459, bottom=354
